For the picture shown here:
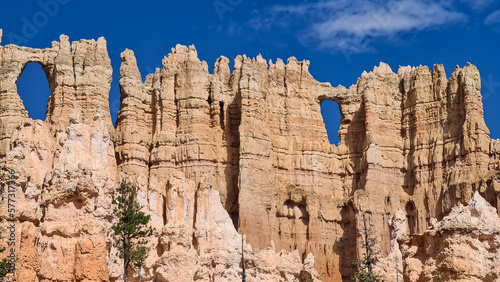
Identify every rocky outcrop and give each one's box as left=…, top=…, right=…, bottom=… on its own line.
left=115, top=42, right=500, bottom=280
left=136, top=172, right=319, bottom=281
left=0, top=32, right=319, bottom=282
left=0, top=33, right=113, bottom=156
left=400, top=191, right=500, bottom=281
left=0, top=32, right=116, bottom=282
left=115, top=45, right=343, bottom=280
left=0, top=108, right=115, bottom=281
left=1, top=30, right=500, bottom=281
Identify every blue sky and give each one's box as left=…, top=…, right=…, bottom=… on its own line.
left=1, top=0, right=499, bottom=144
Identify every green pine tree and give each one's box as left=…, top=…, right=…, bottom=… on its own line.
left=0, top=255, right=11, bottom=278
left=0, top=230, right=12, bottom=278
left=111, top=180, right=153, bottom=282
left=0, top=172, right=13, bottom=278
left=353, top=212, right=384, bottom=282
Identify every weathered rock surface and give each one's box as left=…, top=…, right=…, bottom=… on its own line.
left=115, top=43, right=500, bottom=280
left=115, top=45, right=342, bottom=280
left=1, top=30, right=500, bottom=281
left=0, top=32, right=319, bottom=282
left=136, top=172, right=319, bottom=282
left=400, top=191, right=500, bottom=281
left=0, top=32, right=116, bottom=282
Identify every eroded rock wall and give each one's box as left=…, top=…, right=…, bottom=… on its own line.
left=1, top=30, right=500, bottom=281
left=115, top=46, right=352, bottom=280
left=115, top=41, right=500, bottom=281
left=400, top=191, right=500, bottom=281
left=0, top=32, right=320, bottom=282
left=0, top=34, right=113, bottom=156
left=141, top=171, right=319, bottom=282
left=0, top=33, right=116, bottom=281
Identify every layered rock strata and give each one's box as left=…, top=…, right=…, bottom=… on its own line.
left=0, top=32, right=319, bottom=282
left=116, top=44, right=500, bottom=280
left=0, top=33, right=113, bottom=156
left=136, top=171, right=319, bottom=281
left=400, top=191, right=500, bottom=281
left=115, top=45, right=345, bottom=280
left=0, top=33, right=116, bottom=282
left=0, top=30, right=499, bottom=281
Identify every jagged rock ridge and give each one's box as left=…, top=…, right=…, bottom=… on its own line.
left=0, top=32, right=320, bottom=282
left=0, top=31, right=500, bottom=281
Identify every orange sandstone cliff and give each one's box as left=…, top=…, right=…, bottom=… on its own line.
left=0, top=32, right=499, bottom=281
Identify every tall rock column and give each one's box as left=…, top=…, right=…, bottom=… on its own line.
left=235, top=55, right=275, bottom=246
left=355, top=63, right=405, bottom=257
left=0, top=34, right=116, bottom=281
left=45, top=36, right=113, bottom=133
left=114, top=49, right=153, bottom=186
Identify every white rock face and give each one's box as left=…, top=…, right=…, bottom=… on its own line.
left=400, top=192, right=500, bottom=282
left=146, top=173, right=319, bottom=282
left=0, top=114, right=115, bottom=282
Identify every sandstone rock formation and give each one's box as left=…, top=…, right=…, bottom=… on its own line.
left=0, top=31, right=319, bottom=282
left=115, top=45, right=341, bottom=280
left=115, top=43, right=500, bottom=281
left=400, top=191, right=500, bottom=281
left=0, top=32, right=116, bottom=282
left=0, top=33, right=113, bottom=155
left=0, top=30, right=500, bottom=281
left=134, top=171, right=319, bottom=281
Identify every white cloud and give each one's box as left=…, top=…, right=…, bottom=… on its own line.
left=251, top=0, right=467, bottom=55
left=485, top=10, right=500, bottom=25
left=459, top=0, right=494, bottom=10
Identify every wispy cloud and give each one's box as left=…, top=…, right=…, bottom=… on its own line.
left=459, top=0, right=495, bottom=11
left=485, top=10, right=500, bottom=26
left=250, top=0, right=467, bottom=56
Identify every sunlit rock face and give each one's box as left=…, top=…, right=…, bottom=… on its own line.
left=1, top=30, right=499, bottom=281
left=400, top=192, right=500, bottom=282
left=0, top=32, right=115, bottom=282
left=0, top=32, right=319, bottom=282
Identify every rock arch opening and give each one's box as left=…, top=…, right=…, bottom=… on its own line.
left=320, top=100, right=341, bottom=145
left=16, top=62, right=51, bottom=121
